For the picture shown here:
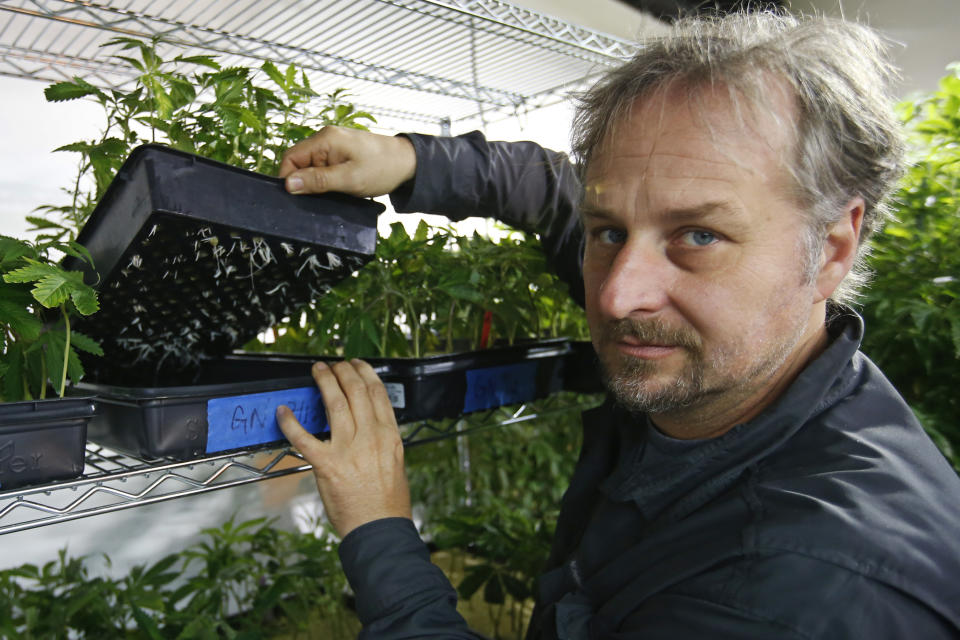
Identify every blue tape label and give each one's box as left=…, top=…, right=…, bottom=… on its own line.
left=463, top=362, right=539, bottom=413
left=206, top=386, right=328, bottom=453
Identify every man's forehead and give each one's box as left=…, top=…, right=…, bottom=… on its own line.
left=584, top=80, right=799, bottom=181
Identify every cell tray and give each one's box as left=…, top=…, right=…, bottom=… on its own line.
left=64, top=144, right=382, bottom=380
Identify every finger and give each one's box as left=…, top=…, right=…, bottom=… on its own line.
left=311, top=361, right=357, bottom=446
left=329, top=360, right=380, bottom=439
left=352, top=359, right=399, bottom=430
left=276, top=405, right=326, bottom=461
left=279, top=136, right=328, bottom=178
left=286, top=162, right=359, bottom=195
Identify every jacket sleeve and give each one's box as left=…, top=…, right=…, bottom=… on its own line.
left=390, top=131, right=586, bottom=308
left=338, top=517, right=491, bottom=639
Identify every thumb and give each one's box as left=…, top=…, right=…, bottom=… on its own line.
left=286, top=162, right=357, bottom=196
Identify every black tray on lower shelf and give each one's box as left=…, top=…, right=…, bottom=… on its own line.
left=204, top=338, right=573, bottom=424
left=0, top=398, right=96, bottom=490
left=74, top=375, right=332, bottom=461
left=74, top=339, right=572, bottom=460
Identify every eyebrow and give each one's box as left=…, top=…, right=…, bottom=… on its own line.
left=580, top=201, right=742, bottom=224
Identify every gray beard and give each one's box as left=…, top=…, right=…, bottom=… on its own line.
left=600, top=348, right=708, bottom=414
left=599, top=322, right=802, bottom=418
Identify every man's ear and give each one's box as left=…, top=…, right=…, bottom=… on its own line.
left=815, top=196, right=865, bottom=302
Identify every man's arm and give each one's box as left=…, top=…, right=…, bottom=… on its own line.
left=393, top=131, right=584, bottom=306
left=276, top=361, right=488, bottom=639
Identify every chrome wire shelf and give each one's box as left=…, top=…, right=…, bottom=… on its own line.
left=0, top=0, right=640, bottom=132
left=0, top=392, right=602, bottom=535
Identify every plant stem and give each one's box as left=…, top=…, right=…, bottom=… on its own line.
left=447, top=301, right=456, bottom=353
left=381, top=304, right=391, bottom=356
left=39, top=355, right=47, bottom=400
left=60, top=304, right=71, bottom=398
left=405, top=301, right=421, bottom=358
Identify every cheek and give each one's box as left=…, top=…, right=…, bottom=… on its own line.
left=667, top=273, right=755, bottom=347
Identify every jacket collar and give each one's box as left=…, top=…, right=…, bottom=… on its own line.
left=596, top=307, right=865, bottom=522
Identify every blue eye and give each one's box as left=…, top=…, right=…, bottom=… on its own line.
left=596, top=228, right=627, bottom=245
left=682, top=230, right=718, bottom=247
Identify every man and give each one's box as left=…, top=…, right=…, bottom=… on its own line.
left=275, top=11, right=960, bottom=639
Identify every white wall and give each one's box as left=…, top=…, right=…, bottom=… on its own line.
left=0, top=76, right=103, bottom=238
left=787, top=0, right=959, bottom=96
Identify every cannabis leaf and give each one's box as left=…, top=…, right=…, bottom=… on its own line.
left=3, top=259, right=98, bottom=315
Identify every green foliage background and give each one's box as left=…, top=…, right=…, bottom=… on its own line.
left=860, top=63, right=960, bottom=468
left=245, top=220, right=589, bottom=359
left=40, top=35, right=375, bottom=242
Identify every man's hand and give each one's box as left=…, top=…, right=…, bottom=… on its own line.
left=276, top=360, right=412, bottom=538
left=279, top=126, right=417, bottom=197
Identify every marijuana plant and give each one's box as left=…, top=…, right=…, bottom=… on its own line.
left=0, top=235, right=101, bottom=401
left=39, top=34, right=374, bottom=239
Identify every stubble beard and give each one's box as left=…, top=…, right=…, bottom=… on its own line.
left=598, top=318, right=709, bottom=414
left=598, top=314, right=807, bottom=418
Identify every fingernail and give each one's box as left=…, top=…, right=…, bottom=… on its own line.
left=276, top=405, right=288, bottom=417
left=287, top=176, right=304, bottom=193
left=313, top=361, right=328, bottom=371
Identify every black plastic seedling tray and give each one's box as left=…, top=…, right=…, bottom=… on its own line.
left=199, top=339, right=573, bottom=425
left=0, top=398, right=96, bottom=490
left=65, top=144, right=382, bottom=383
left=75, top=340, right=571, bottom=460
left=73, top=374, right=359, bottom=460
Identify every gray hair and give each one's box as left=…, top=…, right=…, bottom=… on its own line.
left=572, top=11, right=906, bottom=304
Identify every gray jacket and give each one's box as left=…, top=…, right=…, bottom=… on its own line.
left=338, top=131, right=960, bottom=639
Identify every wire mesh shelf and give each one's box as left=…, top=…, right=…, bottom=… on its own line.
left=0, top=392, right=602, bottom=535
left=0, top=0, right=639, bottom=131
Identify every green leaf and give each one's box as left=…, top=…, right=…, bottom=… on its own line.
left=483, top=572, right=505, bottom=604
left=3, top=261, right=56, bottom=285
left=457, top=564, right=493, bottom=600
left=439, top=282, right=485, bottom=305
left=238, top=107, right=262, bottom=131
left=414, top=219, right=431, bottom=243
left=174, top=54, right=221, bottom=70
left=261, top=60, right=286, bottom=89
left=23, top=216, right=67, bottom=231
left=40, top=329, right=84, bottom=393
left=115, top=55, right=145, bottom=72
left=70, top=330, right=104, bottom=356
left=69, top=284, right=99, bottom=316
left=950, top=304, right=960, bottom=358
left=2, top=342, right=25, bottom=402
left=0, top=236, right=36, bottom=271
left=32, top=272, right=74, bottom=308
left=0, top=298, right=43, bottom=341
left=44, top=78, right=103, bottom=102
left=53, top=141, right=96, bottom=154
left=389, top=222, right=410, bottom=243
left=130, top=601, right=164, bottom=639
left=60, top=241, right=96, bottom=268
left=501, top=573, right=529, bottom=601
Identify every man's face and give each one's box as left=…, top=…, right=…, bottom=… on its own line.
left=582, top=87, right=824, bottom=429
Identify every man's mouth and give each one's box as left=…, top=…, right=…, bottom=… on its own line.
left=602, top=318, right=700, bottom=361
left=613, top=338, right=679, bottom=359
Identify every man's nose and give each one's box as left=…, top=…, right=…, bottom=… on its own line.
left=597, top=243, right=671, bottom=319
